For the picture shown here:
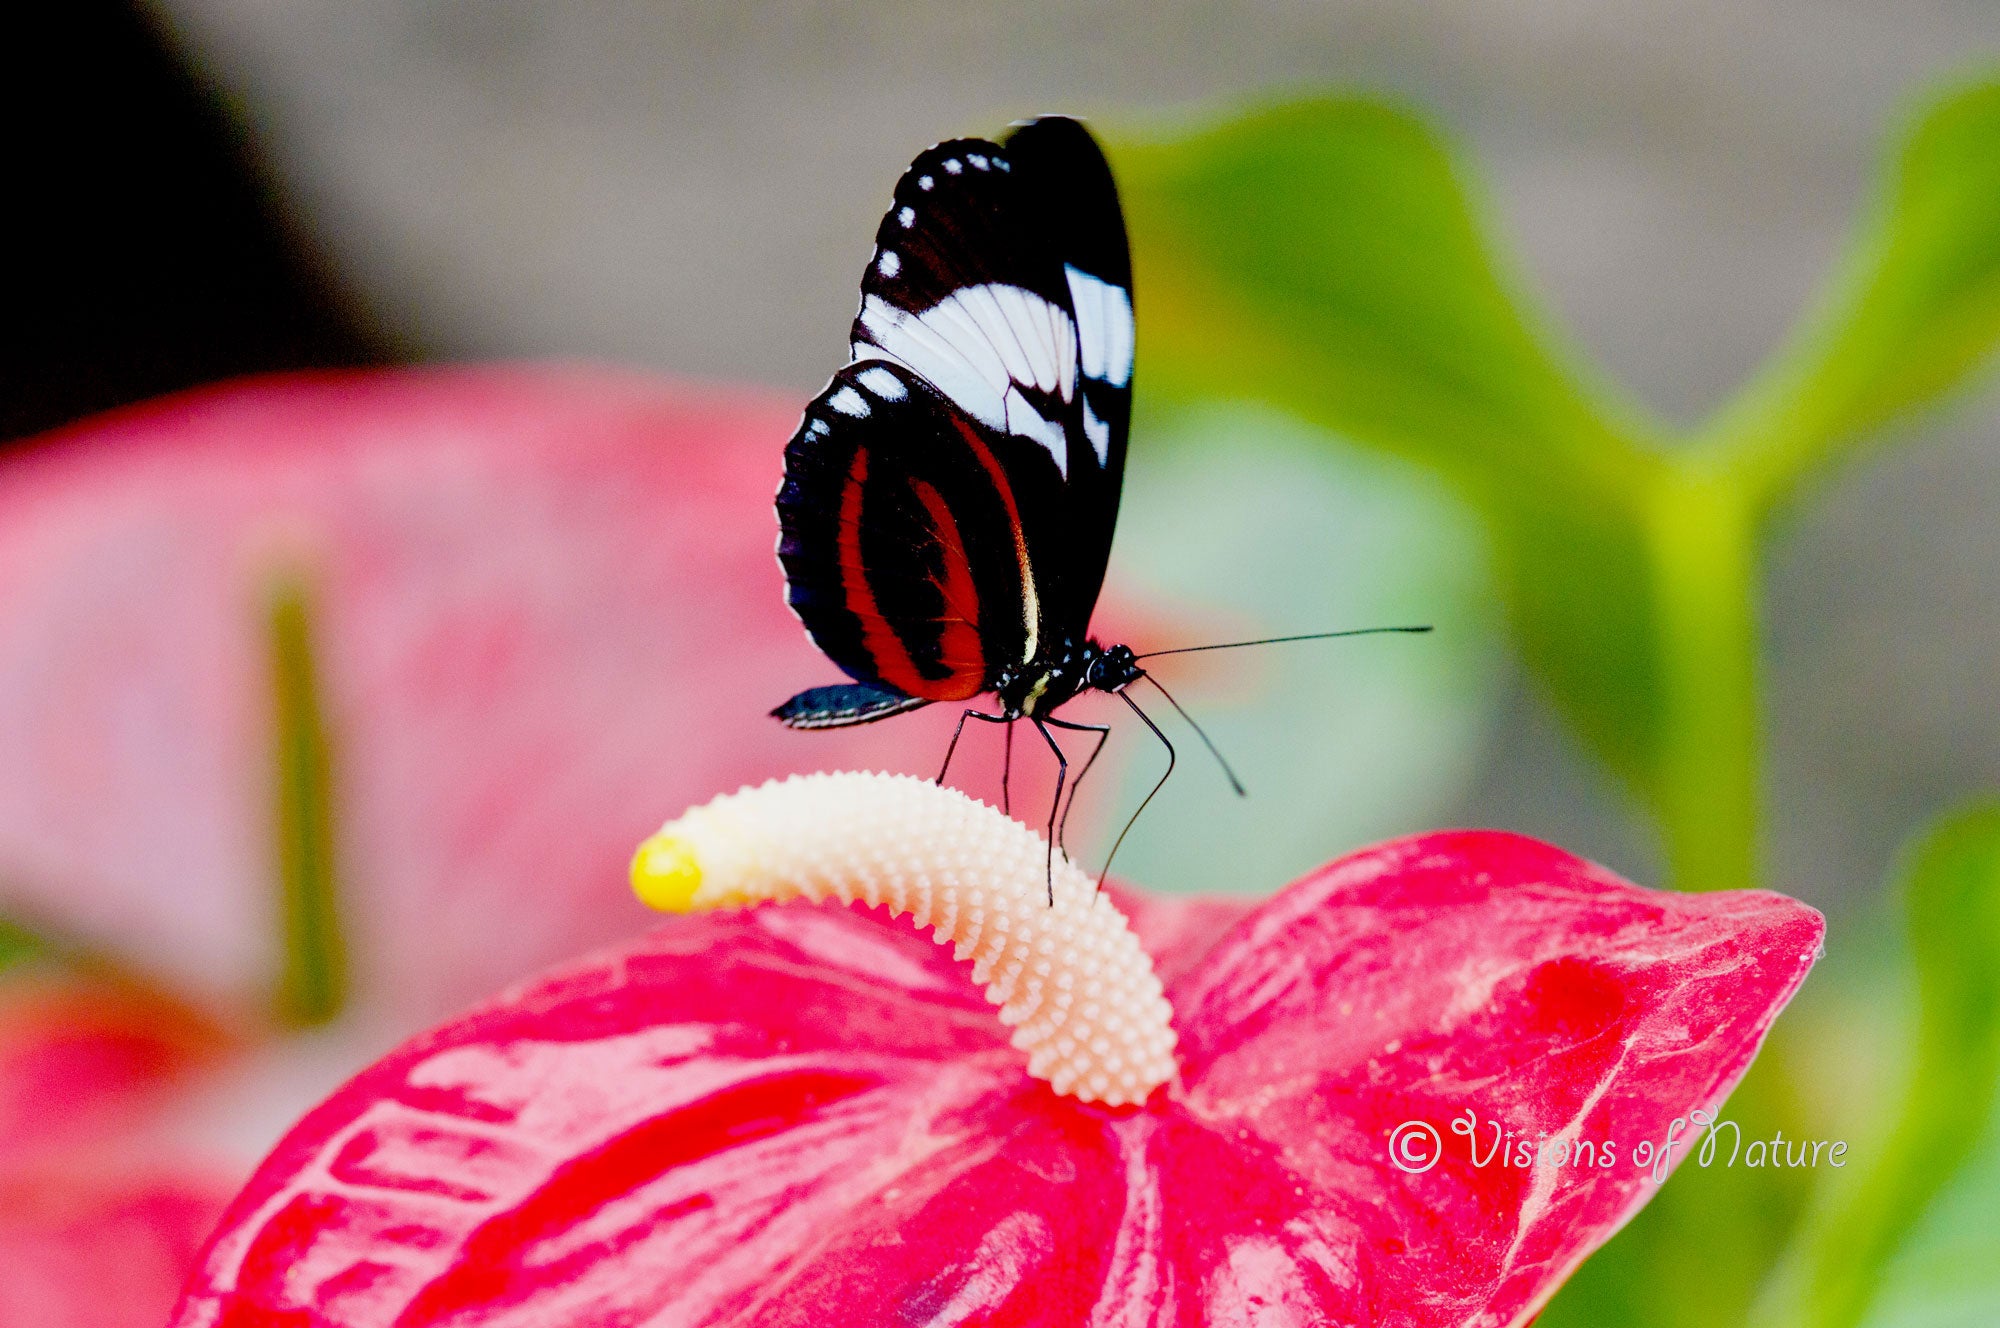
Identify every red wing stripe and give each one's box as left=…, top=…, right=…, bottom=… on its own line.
left=909, top=478, right=986, bottom=692
left=948, top=415, right=1040, bottom=657
left=835, top=448, right=930, bottom=697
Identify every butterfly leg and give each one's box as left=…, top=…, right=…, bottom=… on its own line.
left=1094, top=692, right=1179, bottom=892
left=1031, top=717, right=1070, bottom=906
left=937, top=707, right=1009, bottom=788
left=1043, top=714, right=1111, bottom=870
left=1000, top=718, right=1015, bottom=816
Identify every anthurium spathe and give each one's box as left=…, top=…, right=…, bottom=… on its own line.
left=172, top=776, right=1822, bottom=1326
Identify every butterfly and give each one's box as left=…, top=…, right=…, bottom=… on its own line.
left=771, top=115, right=1426, bottom=890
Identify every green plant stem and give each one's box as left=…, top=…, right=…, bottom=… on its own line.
left=269, top=579, right=347, bottom=1027
left=0, top=913, right=51, bottom=974
left=1644, top=462, right=1762, bottom=893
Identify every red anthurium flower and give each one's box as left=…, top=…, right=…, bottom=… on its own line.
left=171, top=775, right=1822, bottom=1326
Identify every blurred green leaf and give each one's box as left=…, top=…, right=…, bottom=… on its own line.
left=1115, top=97, right=1654, bottom=500
left=269, top=578, right=348, bottom=1028
left=1755, top=801, right=2000, bottom=1328
left=1709, top=76, right=2000, bottom=510
left=1100, top=401, right=1503, bottom=894
left=1112, top=102, right=1751, bottom=887
left=1857, top=1101, right=2000, bottom=1328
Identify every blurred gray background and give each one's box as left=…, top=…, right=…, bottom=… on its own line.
left=143, top=0, right=2000, bottom=913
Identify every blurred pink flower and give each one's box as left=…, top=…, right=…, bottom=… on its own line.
left=0, top=366, right=1003, bottom=1326
left=0, top=364, right=1029, bottom=1021
left=171, top=830, right=1821, bottom=1326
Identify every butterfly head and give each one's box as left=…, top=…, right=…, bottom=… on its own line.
left=1083, top=641, right=1143, bottom=695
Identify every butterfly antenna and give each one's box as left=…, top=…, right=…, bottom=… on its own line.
left=1143, top=674, right=1245, bottom=797
left=1134, top=625, right=1431, bottom=660
left=1098, top=691, right=1177, bottom=891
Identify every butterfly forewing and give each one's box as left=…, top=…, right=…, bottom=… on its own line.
left=847, top=117, right=1133, bottom=635
left=1001, top=115, right=1134, bottom=631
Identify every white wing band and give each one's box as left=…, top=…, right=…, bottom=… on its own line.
left=855, top=283, right=1078, bottom=476
left=1065, top=264, right=1134, bottom=395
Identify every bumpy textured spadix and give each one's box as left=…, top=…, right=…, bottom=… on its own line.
left=630, top=770, right=1177, bottom=1105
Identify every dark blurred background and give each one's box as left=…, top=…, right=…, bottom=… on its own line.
left=1, top=2, right=391, bottom=443
left=7, top=0, right=1998, bottom=916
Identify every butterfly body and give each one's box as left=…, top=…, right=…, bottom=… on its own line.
left=994, top=637, right=1142, bottom=718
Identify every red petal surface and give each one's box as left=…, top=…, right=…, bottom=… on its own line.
left=0, top=367, right=1018, bottom=1023
left=0, top=977, right=235, bottom=1328
left=0, top=977, right=228, bottom=1168
left=0, top=1169, right=228, bottom=1328
left=171, top=831, right=1822, bottom=1327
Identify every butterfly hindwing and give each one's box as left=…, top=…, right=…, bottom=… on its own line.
left=777, top=359, right=1061, bottom=712
left=771, top=682, right=930, bottom=730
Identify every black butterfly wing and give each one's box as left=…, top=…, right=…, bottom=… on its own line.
left=1001, top=115, right=1134, bottom=630
left=775, top=359, right=1064, bottom=717
left=847, top=115, right=1133, bottom=640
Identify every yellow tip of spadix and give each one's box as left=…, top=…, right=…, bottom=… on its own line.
left=630, top=832, right=704, bottom=913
